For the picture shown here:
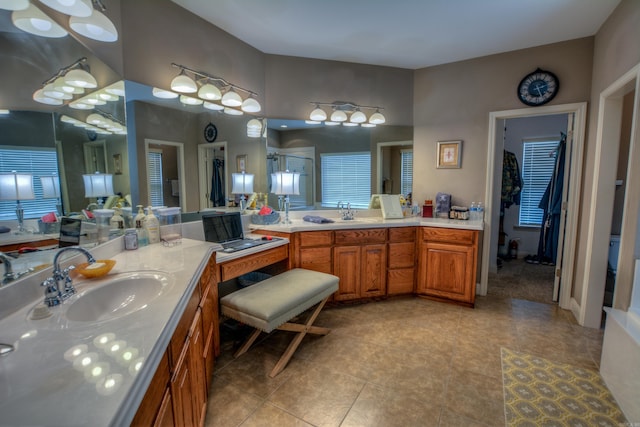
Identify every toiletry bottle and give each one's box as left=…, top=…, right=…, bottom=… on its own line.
left=144, top=205, right=160, bottom=244
left=134, top=205, right=148, bottom=246
left=110, top=207, right=125, bottom=237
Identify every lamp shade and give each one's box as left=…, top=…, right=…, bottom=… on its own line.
left=198, top=83, right=222, bottom=101
left=33, top=88, right=63, bottom=106
left=350, top=110, right=367, bottom=123
left=40, top=175, right=61, bottom=198
left=64, top=68, right=97, bottom=88
left=270, top=171, right=300, bottom=196
left=152, top=87, right=178, bottom=99
left=83, top=172, right=113, bottom=198
left=221, top=88, right=242, bottom=107
left=231, top=172, right=254, bottom=194
left=241, top=97, right=261, bottom=113
left=39, top=0, right=92, bottom=17
left=330, top=110, right=348, bottom=122
left=12, top=3, right=68, bottom=38
left=247, top=118, right=262, bottom=138
left=369, top=110, right=386, bottom=124
left=171, top=72, right=197, bottom=93
left=0, top=172, right=35, bottom=200
left=179, top=94, right=203, bottom=106
left=309, top=107, right=327, bottom=121
left=203, top=101, right=224, bottom=111
left=0, top=0, right=29, bottom=11
left=69, top=9, right=118, bottom=42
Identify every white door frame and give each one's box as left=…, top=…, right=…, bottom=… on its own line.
left=144, top=138, right=186, bottom=212
left=579, top=64, right=640, bottom=327
left=198, top=141, right=227, bottom=210
left=376, top=140, right=413, bottom=194
left=481, top=102, right=587, bottom=311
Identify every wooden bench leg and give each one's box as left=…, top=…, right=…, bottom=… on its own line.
left=269, top=296, right=330, bottom=378
left=233, top=328, right=261, bottom=358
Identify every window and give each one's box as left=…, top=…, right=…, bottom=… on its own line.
left=400, top=149, right=413, bottom=196
left=519, top=139, right=559, bottom=226
left=321, top=152, right=371, bottom=208
left=147, top=149, right=164, bottom=207
left=0, top=147, right=59, bottom=220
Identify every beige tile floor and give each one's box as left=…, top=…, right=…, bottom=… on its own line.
left=205, top=292, right=604, bottom=427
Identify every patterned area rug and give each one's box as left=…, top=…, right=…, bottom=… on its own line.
left=501, top=348, right=627, bottom=426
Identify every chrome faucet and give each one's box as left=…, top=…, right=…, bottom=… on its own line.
left=0, top=251, right=33, bottom=286
left=337, top=201, right=355, bottom=220
left=41, top=246, right=95, bottom=307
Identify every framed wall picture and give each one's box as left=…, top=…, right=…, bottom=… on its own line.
left=436, top=140, right=462, bottom=169
left=236, top=154, right=247, bottom=172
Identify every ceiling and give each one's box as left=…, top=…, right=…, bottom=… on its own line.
left=171, top=0, right=620, bottom=70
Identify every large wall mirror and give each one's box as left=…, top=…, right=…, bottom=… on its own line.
left=265, top=119, right=413, bottom=209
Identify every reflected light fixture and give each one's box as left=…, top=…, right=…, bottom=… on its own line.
left=246, top=118, right=263, bottom=138
left=69, top=0, right=118, bottom=42
left=179, top=94, right=203, bottom=106
left=0, top=171, right=35, bottom=233
left=39, top=0, right=92, bottom=17
left=12, top=3, right=68, bottom=38
left=64, top=68, right=97, bottom=88
left=231, top=172, right=254, bottom=212
left=198, top=82, right=222, bottom=101
left=33, top=89, right=63, bottom=105
left=223, top=107, right=243, bottom=116
left=0, top=0, right=29, bottom=10
left=270, top=170, right=300, bottom=225
left=308, top=102, right=385, bottom=127
left=241, top=97, right=261, bottom=113
left=152, top=87, right=178, bottom=99
left=203, top=101, right=224, bottom=111
left=40, top=174, right=62, bottom=216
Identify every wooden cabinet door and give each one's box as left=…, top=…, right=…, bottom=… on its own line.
left=171, top=342, right=194, bottom=427
left=361, top=244, right=386, bottom=297
left=418, top=241, right=475, bottom=304
left=189, top=310, right=207, bottom=427
left=153, top=388, right=175, bottom=427
left=333, top=245, right=361, bottom=300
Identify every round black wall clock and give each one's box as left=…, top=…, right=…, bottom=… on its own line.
left=517, top=68, right=559, bottom=106
left=204, top=122, right=218, bottom=142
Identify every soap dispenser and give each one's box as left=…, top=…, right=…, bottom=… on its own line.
left=144, top=206, right=160, bottom=244
left=109, top=206, right=125, bottom=237
left=134, top=205, right=148, bottom=247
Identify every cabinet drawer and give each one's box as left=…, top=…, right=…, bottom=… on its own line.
left=299, top=231, right=333, bottom=247
left=220, top=245, right=288, bottom=281
left=389, top=227, right=415, bottom=242
left=300, top=247, right=332, bottom=273
left=388, top=241, right=415, bottom=268
left=335, top=228, right=386, bottom=244
left=421, top=227, right=476, bottom=245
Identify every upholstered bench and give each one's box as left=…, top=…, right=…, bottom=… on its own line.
left=220, top=268, right=339, bottom=377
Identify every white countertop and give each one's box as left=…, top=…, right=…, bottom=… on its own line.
left=0, top=238, right=220, bottom=427
left=248, top=213, right=484, bottom=233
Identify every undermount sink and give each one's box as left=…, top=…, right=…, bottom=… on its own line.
left=64, top=271, right=173, bottom=323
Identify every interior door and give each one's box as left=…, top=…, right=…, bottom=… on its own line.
left=553, top=113, right=575, bottom=301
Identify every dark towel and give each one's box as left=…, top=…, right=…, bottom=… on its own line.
left=303, top=215, right=335, bottom=224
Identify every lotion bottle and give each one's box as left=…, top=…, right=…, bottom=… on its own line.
left=144, top=205, right=160, bottom=244
left=134, top=205, right=148, bottom=246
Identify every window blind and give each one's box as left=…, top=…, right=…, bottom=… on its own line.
left=400, top=149, right=413, bottom=197
left=0, top=147, right=59, bottom=220
left=321, top=152, right=371, bottom=208
left=519, top=140, right=559, bottom=226
left=147, top=150, right=164, bottom=207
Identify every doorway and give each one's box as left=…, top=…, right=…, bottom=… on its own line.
left=481, top=103, right=587, bottom=312
left=198, top=142, right=228, bottom=210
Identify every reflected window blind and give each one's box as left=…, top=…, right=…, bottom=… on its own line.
left=147, top=150, right=164, bottom=207
left=519, top=140, right=559, bottom=226
left=400, top=149, right=413, bottom=197
left=0, top=147, right=59, bottom=220
left=321, top=152, right=371, bottom=208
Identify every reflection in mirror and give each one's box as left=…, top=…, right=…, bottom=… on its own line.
left=0, top=8, right=125, bottom=283
left=266, top=120, right=413, bottom=209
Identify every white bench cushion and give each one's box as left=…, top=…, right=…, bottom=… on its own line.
left=220, top=268, right=339, bottom=333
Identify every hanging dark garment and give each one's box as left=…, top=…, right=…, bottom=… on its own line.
left=501, top=150, right=523, bottom=208
left=536, top=133, right=566, bottom=264
left=210, top=158, right=226, bottom=206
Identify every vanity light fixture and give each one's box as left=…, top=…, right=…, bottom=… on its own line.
left=33, top=58, right=99, bottom=106
left=246, top=118, right=263, bottom=137
left=152, top=87, right=178, bottom=99
left=68, top=0, right=118, bottom=42
left=39, top=0, right=92, bottom=17
left=11, top=2, right=68, bottom=38
left=203, top=101, right=224, bottom=111
left=308, top=101, right=386, bottom=127
left=223, top=107, right=243, bottom=116
left=179, top=94, right=203, bottom=106
left=170, top=63, right=261, bottom=113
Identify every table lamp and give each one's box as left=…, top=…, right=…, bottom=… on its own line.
left=270, top=170, right=300, bottom=225
left=40, top=174, right=62, bottom=217
left=83, top=172, right=114, bottom=209
left=231, top=171, right=254, bottom=213
left=0, top=171, right=35, bottom=233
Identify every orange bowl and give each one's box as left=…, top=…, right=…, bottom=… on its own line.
left=74, top=259, right=116, bottom=279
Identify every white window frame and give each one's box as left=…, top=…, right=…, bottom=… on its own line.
left=147, top=149, right=164, bottom=207
left=320, top=152, right=371, bottom=208
left=400, top=149, right=413, bottom=197
left=518, top=138, right=560, bottom=227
